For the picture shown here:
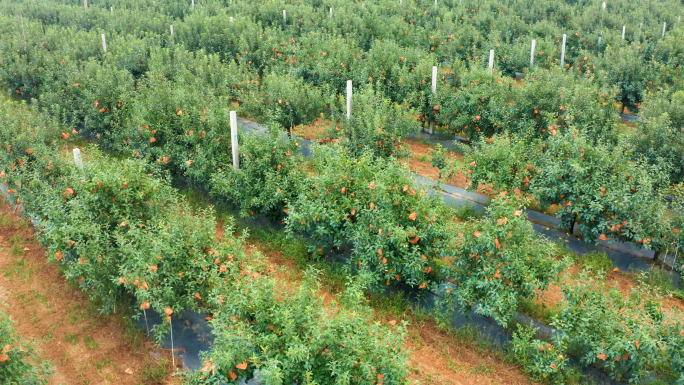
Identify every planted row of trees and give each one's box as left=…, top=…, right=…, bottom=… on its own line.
left=2, top=0, right=683, bottom=133
left=457, top=127, right=684, bottom=280
left=0, top=98, right=409, bottom=383
left=2, top=0, right=684, bottom=383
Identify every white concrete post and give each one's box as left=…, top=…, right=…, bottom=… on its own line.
left=101, top=34, right=107, bottom=53
left=488, top=49, right=494, bottom=71
left=73, top=149, right=84, bottom=170
left=330, top=7, right=333, bottom=18
left=429, top=66, right=437, bottom=134
left=621, top=25, right=625, bottom=42
left=346, top=80, right=352, bottom=120
left=230, top=111, right=239, bottom=170
left=170, top=25, right=174, bottom=35
left=560, top=34, right=566, bottom=68
left=530, top=39, right=536, bottom=69
left=283, top=10, right=286, bottom=24
left=663, top=22, right=667, bottom=38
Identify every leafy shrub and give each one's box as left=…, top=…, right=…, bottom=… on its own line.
left=328, top=85, right=419, bottom=158
left=0, top=307, right=52, bottom=384
left=209, top=127, right=305, bottom=219
left=631, top=90, right=684, bottom=184
left=242, top=72, right=330, bottom=131
left=286, top=144, right=446, bottom=290
left=459, top=130, right=671, bottom=247
left=436, top=196, right=563, bottom=326
left=510, top=323, right=571, bottom=384
left=185, top=269, right=409, bottom=384
left=551, top=274, right=671, bottom=383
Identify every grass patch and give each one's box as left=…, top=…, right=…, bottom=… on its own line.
left=468, top=363, right=492, bottom=376
left=10, top=244, right=24, bottom=255
left=6, top=257, right=33, bottom=282
left=416, top=153, right=431, bottom=163
left=32, top=290, right=48, bottom=307
left=0, top=214, right=12, bottom=227
left=83, top=335, right=99, bottom=349
left=247, top=227, right=309, bottom=267
left=121, top=316, right=147, bottom=352
left=368, top=291, right=413, bottom=317
left=451, top=203, right=481, bottom=221
left=416, top=137, right=433, bottom=147
left=517, top=297, right=561, bottom=325
left=138, top=358, right=169, bottom=384
left=93, top=358, right=112, bottom=371
left=637, top=266, right=684, bottom=299
left=573, top=251, right=614, bottom=273
left=65, top=333, right=78, bottom=345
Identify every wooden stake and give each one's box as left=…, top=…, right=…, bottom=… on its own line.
left=170, top=320, right=175, bottom=369
left=143, top=309, right=149, bottom=335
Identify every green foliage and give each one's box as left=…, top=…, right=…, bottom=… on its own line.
left=436, top=196, right=563, bottom=326
left=0, top=306, right=53, bottom=384
left=631, top=90, right=684, bottom=184
left=0, top=96, right=408, bottom=383
left=574, top=251, right=614, bottom=274
left=550, top=273, right=681, bottom=383
left=460, top=129, right=671, bottom=248
left=286, top=144, right=445, bottom=290
left=209, top=127, right=305, bottom=220
left=329, top=85, right=419, bottom=158
left=430, top=143, right=448, bottom=180
left=510, top=323, right=571, bottom=384
left=598, top=45, right=657, bottom=114
left=185, top=269, right=408, bottom=384
left=434, top=67, right=617, bottom=141
left=243, top=72, right=330, bottom=130
left=457, top=134, right=539, bottom=195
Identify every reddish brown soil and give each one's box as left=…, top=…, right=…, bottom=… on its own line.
left=0, top=199, right=176, bottom=384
